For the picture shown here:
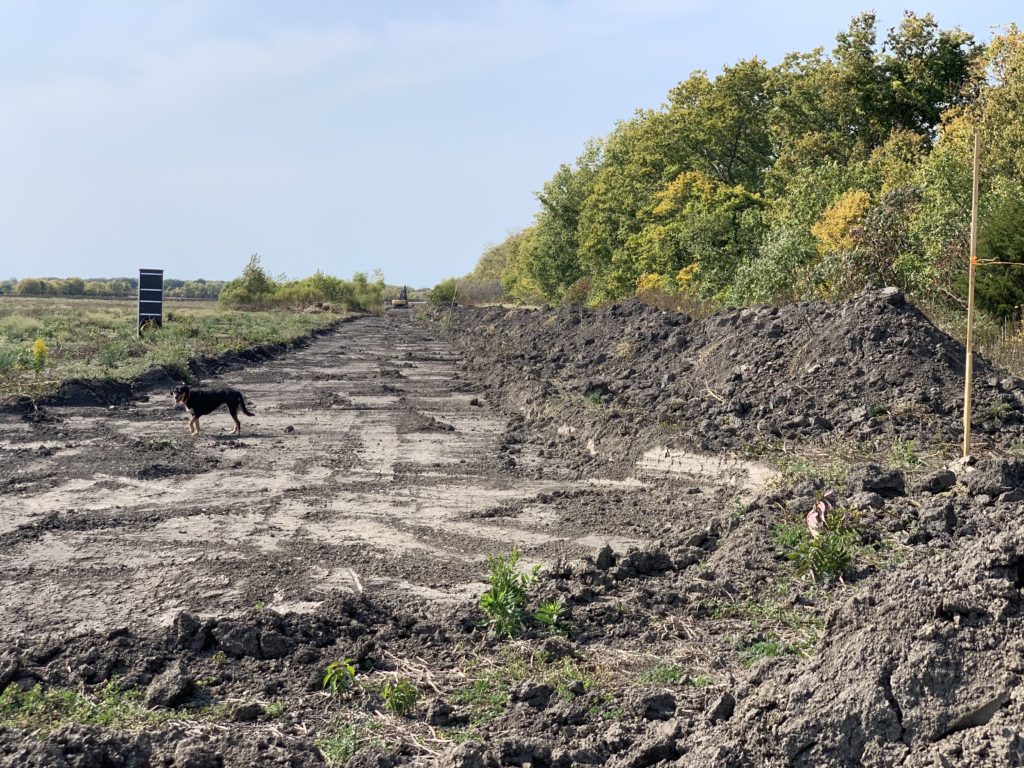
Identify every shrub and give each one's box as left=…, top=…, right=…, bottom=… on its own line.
left=97, top=340, right=131, bottom=368
left=455, top=279, right=504, bottom=305
left=219, top=253, right=278, bottom=308
left=480, top=546, right=538, bottom=637
left=0, top=314, right=43, bottom=339
left=430, top=277, right=458, bottom=306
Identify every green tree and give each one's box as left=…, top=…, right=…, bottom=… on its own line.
left=219, top=253, right=277, bottom=307
left=972, top=194, right=1024, bottom=318
left=430, top=277, right=457, bottom=305
left=625, top=171, right=764, bottom=297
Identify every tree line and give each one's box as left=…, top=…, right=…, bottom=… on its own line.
left=461, top=13, right=1024, bottom=318
left=2, top=257, right=388, bottom=313
left=218, top=254, right=386, bottom=312
left=0, top=277, right=225, bottom=298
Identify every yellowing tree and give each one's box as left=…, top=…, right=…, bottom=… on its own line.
left=811, top=189, right=872, bottom=255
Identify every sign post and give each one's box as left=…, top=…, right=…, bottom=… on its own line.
left=138, top=268, right=164, bottom=336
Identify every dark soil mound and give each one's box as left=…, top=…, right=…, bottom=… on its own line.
left=440, top=289, right=1024, bottom=458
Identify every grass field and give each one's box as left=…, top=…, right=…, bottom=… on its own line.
left=0, top=297, right=344, bottom=402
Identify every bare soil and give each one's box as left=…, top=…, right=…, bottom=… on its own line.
left=2, top=295, right=1023, bottom=767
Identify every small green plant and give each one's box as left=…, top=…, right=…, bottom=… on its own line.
left=549, top=657, right=592, bottom=699
left=583, top=391, right=604, bottom=409
left=480, top=546, right=539, bottom=637
left=316, top=723, right=382, bottom=765
left=253, top=601, right=266, bottom=613
left=452, top=674, right=509, bottom=725
left=775, top=493, right=861, bottom=583
left=787, top=514, right=858, bottom=582
left=533, top=599, right=568, bottom=635
left=323, top=659, right=358, bottom=695
left=868, top=403, right=889, bottom=418
left=741, top=636, right=784, bottom=665
left=380, top=678, right=417, bottom=716
left=771, top=522, right=807, bottom=552
left=0, top=679, right=175, bottom=732
left=211, top=651, right=227, bottom=666
left=888, top=438, right=922, bottom=470
left=987, top=400, right=1011, bottom=421
left=30, top=337, right=47, bottom=374
left=640, top=662, right=686, bottom=685
left=264, top=700, right=285, bottom=719
left=690, top=675, right=713, bottom=688
left=97, top=340, right=131, bottom=368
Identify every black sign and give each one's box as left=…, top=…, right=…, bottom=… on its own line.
left=138, top=268, right=164, bottom=334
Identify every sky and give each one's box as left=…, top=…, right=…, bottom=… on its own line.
left=0, top=1, right=1019, bottom=287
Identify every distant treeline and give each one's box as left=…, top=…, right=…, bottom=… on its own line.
left=456, top=13, right=1024, bottom=318
left=0, top=277, right=225, bottom=299
left=2, top=258, right=390, bottom=313
left=218, top=254, right=386, bottom=312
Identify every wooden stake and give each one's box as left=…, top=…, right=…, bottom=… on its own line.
left=963, top=133, right=981, bottom=458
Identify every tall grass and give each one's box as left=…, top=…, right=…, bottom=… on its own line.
left=918, top=299, right=1024, bottom=378
left=0, top=297, right=342, bottom=401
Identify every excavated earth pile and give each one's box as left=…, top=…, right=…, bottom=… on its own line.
left=2, top=296, right=1024, bottom=767
left=443, top=288, right=1024, bottom=460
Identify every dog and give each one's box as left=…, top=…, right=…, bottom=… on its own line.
left=171, top=384, right=254, bottom=435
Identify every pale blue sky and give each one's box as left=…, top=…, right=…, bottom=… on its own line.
left=0, top=1, right=1018, bottom=286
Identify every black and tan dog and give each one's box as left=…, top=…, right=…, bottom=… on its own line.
left=171, top=384, right=254, bottom=435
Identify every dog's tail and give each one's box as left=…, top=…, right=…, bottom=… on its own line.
left=240, top=397, right=255, bottom=417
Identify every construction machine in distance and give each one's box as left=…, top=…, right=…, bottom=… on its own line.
left=390, top=285, right=409, bottom=309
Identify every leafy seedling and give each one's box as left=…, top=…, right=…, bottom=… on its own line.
left=323, top=660, right=357, bottom=695
left=533, top=599, right=569, bottom=635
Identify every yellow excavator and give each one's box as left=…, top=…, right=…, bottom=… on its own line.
left=390, top=285, right=409, bottom=309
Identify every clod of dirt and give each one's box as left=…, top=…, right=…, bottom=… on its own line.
left=145, top=660, right=193, bottom=708
left=847, top=463, right=906, bottom=497
left=395, top=405, right=456, bottom=434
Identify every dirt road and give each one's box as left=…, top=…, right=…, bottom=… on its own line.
left=3, top=299, right=1024, bottom=767
left=1, top=313, right=749, bottom=640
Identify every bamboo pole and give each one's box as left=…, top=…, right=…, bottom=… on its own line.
left=962, top=133, right=981, bottom=458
